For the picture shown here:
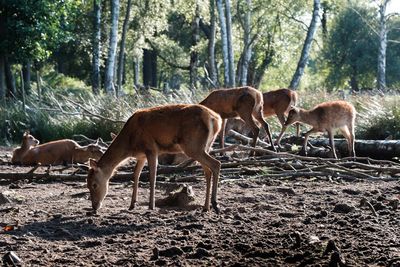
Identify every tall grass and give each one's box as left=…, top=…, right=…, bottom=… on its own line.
left=1, top=78, right=399, bottom=147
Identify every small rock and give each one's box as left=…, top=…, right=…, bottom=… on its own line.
left=373, top=202, right=387, bottom=211
left=155, top=259, right=167, bottom=266
left=277, top=187, right=296, bottom=195
left=0, top=192, right=11, bottom=205
left=152, top=247, right=159, bottom=260
left=388, top=199, right=399, bottom=210
left=332, top=203, right=355, bottom=213
left=191, top=248, right=210, bottom=259
left=52, top=214, right=63, bottom=220
left=197, top=241, right=212, bottom=250
left=342, top=188, right=361, bottom=195
left=158, top=246, right=184, bottom=257
left=87, top=218, right=94, bottom=224
left=308, top=235, right=320, bottom=244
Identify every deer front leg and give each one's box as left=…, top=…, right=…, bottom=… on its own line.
left=129, top=159, right=146, bottom=210
left=302, top=128, right=317, bottom=156
left=146, top=152, right=158, bottom=210
left=327, top=130, right=338, bottom=159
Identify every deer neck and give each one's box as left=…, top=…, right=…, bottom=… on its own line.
left=299, top=108, right=316, bottom=126
left=96, top=131, right=131, bottom=177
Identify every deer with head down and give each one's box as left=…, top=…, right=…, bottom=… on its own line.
left=263, top=88, right=301, bottom=146
left=11, top=131, right=40, bottom=164
left=284, top=100, right=356, bottom=158
left=87, top=104, right=222, bottom=213
left=12, top=134, right=104, bottom=165
left=200, top=86, right=275, bottom=151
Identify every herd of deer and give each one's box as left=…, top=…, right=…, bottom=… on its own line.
left=11, top=87, right=356, bottom=213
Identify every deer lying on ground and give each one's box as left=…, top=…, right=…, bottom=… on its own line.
left=12, top=134, right=104, bottom=165
left=11, top=131, right=40, bottom=164
left=200, top=86, right=275, bottom=151
left=87, top=104, right=222, bottom=212
left=284, top=100, right=356, bottom=158
left=263, top=88, right=300, bottom=146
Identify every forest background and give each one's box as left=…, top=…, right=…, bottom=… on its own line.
left=0, top=0, right=399, bottom=145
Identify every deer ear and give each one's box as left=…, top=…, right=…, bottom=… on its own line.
left=89, top=158, right=98, bottom=170
left=23, top=131, right=29, bottom=137
left=110, top=132, right=117, bottom=140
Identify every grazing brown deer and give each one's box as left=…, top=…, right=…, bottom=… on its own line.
left=200, top=86, right=275, bottom=151
left=263, top=88, right=300, bottom=145
left=11, top=131, right=40, bottom=164
left=13, top=135, right=104, bottom=165
left=284, top=100, right=356, bottom=158
left=87, top=104, right=222, bottom=212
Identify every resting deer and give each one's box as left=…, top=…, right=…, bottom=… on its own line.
left=263, top=88, right=300, bottom=146
left=13, top=135, right=104, bottom=165
left=11, top=131, right=40, bottom=164
left=284, top=100, right=356, bottom=158
left=200, top=86, right=275, bottom=151
left=87, top=104, right=222, bottom=212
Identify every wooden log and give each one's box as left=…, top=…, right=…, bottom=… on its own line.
left=309, top=138, right=400, bottom=160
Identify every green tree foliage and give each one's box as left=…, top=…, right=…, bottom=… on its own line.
left=0, top=0, right=83, bottom=63
left=322, top=4, right=378, bottom=91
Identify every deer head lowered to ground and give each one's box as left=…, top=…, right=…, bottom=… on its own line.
left=87, top=104, right=222, bottom=213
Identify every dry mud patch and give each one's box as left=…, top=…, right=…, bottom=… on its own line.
left=0, top=160, right=399, bottom=266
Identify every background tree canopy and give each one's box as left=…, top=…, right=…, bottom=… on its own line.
left=0, top=0, right=399, bottom=96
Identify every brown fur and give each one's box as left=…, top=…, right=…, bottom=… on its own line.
left=263, top=88, right=300, bottom=145
left=200, top=86, right=275, bottom=150
left=87, top=104, right=222, bottom=212
left=285, top=100, right=356, bottom=158
left=11, top=131, right=40, bottom=164
left=14, top=138, right=103, bottom=165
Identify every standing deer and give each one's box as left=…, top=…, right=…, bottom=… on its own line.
left=263, top=88, right=300, bottom=145
left=284, top=100, right=356, bottom=158
left=11, top=131, right=40, bottom=164
left=12, top=134, right=104, bottom=165
left=87, top=104, right=222, bottom=213
left=200, top=86, right=275, bottom=151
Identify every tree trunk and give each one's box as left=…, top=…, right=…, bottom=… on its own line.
left=225, top=0, right=235, bottom=87
left=22, top=60, right=31, bottom=94
left=92, top=0, right=102, bottom=95
left=377, top=0, right=389, bottom=91
left=289, top=0, right=320, bottom=90
left=0, top=55, right=5, bottom=99
left=208, top=0, right=218, bottom=87
left=216, top=0, right=229, bottom=87
left=239, top=0, right=252, bottom=86
left=143, top=49, right=157, bottom=88
left=349, top=66, right=359, bottom=92
left=189, top=2, right=200, bottom=91
left=4, top=56, right=16, bottom=97
left=117, top=0, right=132, bottom=97
left=104, top=0, right=120, bottom=95
left=133, top=56, right=139, bottom=88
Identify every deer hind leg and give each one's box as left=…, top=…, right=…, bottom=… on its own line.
left=129, top=158, right=146, bottom=210
left=275, top=113, right=288, bottom=147
left=340, top=125, right=355, bottom=157
left=252, top=105, right=276, bottom=152
left=219, top=119, right=227, bottom=151
left=327, top=129, right=338, bottom=159
left=146, top=152, right=158, bottom=210
left=302, top=128, right=318, bottom=156
left=183, top=145, right=221, bottom=212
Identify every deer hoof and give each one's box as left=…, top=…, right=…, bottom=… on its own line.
left=212, top=201, right=220, bottom=214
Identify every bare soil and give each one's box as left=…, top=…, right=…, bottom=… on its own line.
left=0, top=148, right=400, bottom=266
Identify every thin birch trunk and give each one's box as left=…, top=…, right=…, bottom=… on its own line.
left=289, top=0, right=320, bottom=90
left=225, top=0, right=235, bottom=87
left=208, top=0, right=218, bottom=87
left=240, top=0, right=252, bottom=86
left=216, top=0, right=229, bottom=87
left=377, top=0, right=389, bottom=91
left=92, top=0, right=102, bottom=95
left=0, top=55, right=5, bottom=99
left=117, top=0, right=132, bottom=96
left=104, top=0, right=120, bottom=94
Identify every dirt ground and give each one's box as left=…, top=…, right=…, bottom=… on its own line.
left=0, top=148, right=400, bottom=266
